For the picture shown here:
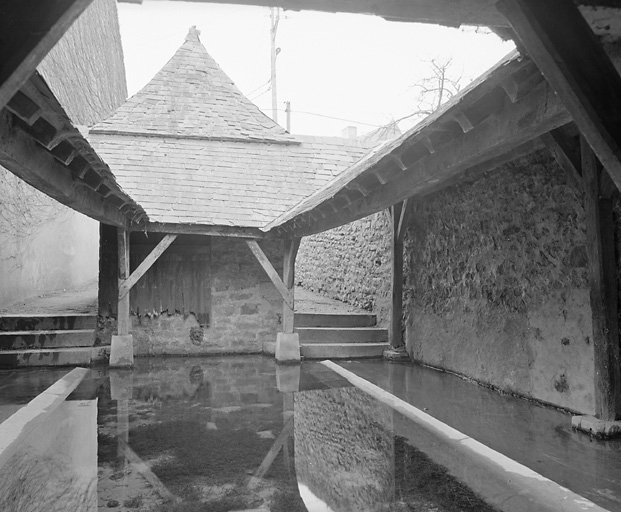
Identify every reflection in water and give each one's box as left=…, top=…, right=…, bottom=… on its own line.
left=294, top=385, right=497, bottom=512
left=0, top=357, right=543, bottom=511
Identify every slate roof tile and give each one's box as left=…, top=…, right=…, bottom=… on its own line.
left=88, top=27, right=374, bottom=229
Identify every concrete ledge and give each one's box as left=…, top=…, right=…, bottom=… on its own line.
left=110, top=334, right=134, bottom=368
left=0, top=368, right=88, bottom=467
left=275, top=332, right=300, bottom=364
left=572, top=415, right=621, bottom=439
left=322, top=360, right=609, bottom=512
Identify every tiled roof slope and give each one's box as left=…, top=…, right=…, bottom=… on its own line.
left=91, top=27, right=295, bottom=144
left=89, top=27, right=371, bottom=228
left=89, top=134, right=370, bottom=227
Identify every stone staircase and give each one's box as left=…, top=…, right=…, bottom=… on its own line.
left=0, top=314, right=109, bottom=367
left=295, top=312, right=389, bottom=359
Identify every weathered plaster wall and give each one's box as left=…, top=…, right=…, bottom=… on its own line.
left=297, top=212, right=392, bottom=326
left=0, top=171, right=99, bottom=308
left=297, top=152, right=597, bottom=414
left=0, top=0, right=126, bottom=307
left=404, top=154, right=593, bottom=413
left=98, top=233, right=283, bottom=356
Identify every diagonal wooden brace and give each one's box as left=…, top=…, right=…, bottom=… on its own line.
left=246, top=240, right=294, bottom=310
left=118, top=234, right=177, bottom=300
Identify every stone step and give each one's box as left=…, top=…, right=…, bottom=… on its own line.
left=301, top=342, right=388, bottom=359
left=0, top=314, right=96, bottom=332
left=294, top=313, right=376, bottom=328
left=0, top=329, right=95, bottom=351
left=295, top=326, right=388, bottom=344
left=0, top=346, right=110, bottom=368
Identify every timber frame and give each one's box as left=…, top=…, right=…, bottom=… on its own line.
left=4, top=0, right=621, bottom=416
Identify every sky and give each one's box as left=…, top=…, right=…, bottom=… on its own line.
left=117, top=1, right=514, bottom=137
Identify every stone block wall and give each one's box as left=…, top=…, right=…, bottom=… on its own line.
left=296, top=212, right=392, bottom=326
left=296, top=151, right=599, bottom=414
left=99, top=235, right=283, bottom=356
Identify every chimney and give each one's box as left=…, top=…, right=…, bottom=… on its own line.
left=341, top=126, right=358, bottom=139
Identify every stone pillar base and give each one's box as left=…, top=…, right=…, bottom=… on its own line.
left=572, top=415, right=621, bottom=439
left=383, top=345, right=410, bottom=361
left=110, top=334, right=134, bottom=368
left=275, top=332, right=300, bottom=364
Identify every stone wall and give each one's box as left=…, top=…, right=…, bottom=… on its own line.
left=99, top=236, right=283, bottom=356
left=297, top=151, right=598, bottom=414
left=297, top=212, right=392, bottom=326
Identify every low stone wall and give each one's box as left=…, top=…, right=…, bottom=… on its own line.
left=296, top=212, right=392, bottom=326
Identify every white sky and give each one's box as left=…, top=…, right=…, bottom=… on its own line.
left=117, top=1, right=514, bottom=137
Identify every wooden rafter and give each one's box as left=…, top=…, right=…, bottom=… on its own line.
left=118, top=234, right=178, bottom=300
left=497, top=0, right=621, bottom=193
left=0, top=0, right=94, bottom=109
left=286, top=76, right=570, bottom=237
left=144, top=222, right=265, bottom=239
left=0, top=111, right=128, bottom=228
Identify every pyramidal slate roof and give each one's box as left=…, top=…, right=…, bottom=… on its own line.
left=91, top=26, right=296, bottom=144
left=89, top=27, right=372, bottom=229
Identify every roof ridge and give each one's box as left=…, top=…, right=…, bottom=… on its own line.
left=92, top=26, right=297, bottom=143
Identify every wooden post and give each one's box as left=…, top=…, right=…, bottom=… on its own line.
left=582, top=137, right=621, bottom=421
left=110, top=227, right=134, bottom=367
left=282, top=236, right=301, bottom=334
left=390, top=201, right=409, bottom=348
left=117, top=228, right=130, bottom=336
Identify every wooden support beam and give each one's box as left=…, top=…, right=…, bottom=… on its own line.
left=246, top=240, right=294, bottom=310
left=0, top=0, right=94, bottom=110
left=397, top=198, right=410, bottom=240
left=118, top=234, right=177, bottom=300
left=582, top=137, right=621, bottom=421
left=389, top=201, right=408, bottom=348
left=0, top=111, right=128, bottom=227
left=144, top=222, right=264, bottom=239
left=282, top=236, right=301, bottom=334
left=117, top=228, right=131, bottom=336
left=541, top=129, right=582, bottom=190
left=497, top=0, right=621, bottom=193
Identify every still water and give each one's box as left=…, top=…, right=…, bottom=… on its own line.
left=0, top=356, right=617, bottom=511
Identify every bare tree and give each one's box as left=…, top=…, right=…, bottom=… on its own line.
left=397, top=57, right=464, bottom=127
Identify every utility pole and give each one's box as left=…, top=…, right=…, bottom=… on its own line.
left=270, top=7, right=280, bottom=124
left=285, top=101, right=291, bottom=132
